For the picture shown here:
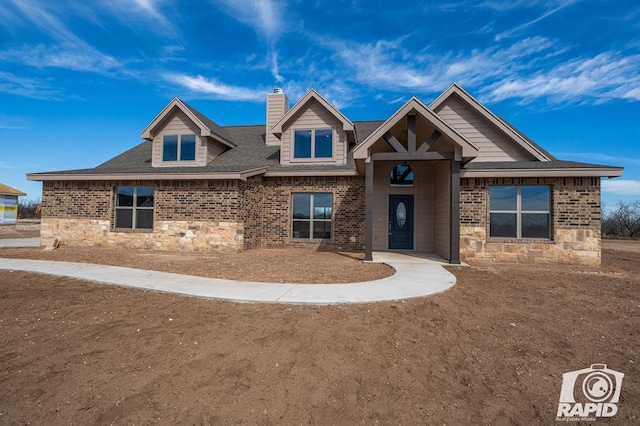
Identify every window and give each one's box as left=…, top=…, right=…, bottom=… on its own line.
left=115, top=186, right=154, bottom=230
left=292, top=193, right=333, bottom=239
left=490, top=186, right=550, bottom=239
left=293, top=129, right=333, bottom=159
left=163, top=134, right=196, bottom=161
left=390, top=163, right=414, bottom=186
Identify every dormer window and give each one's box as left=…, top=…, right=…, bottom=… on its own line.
left=293, top=129, right=333, bottom=159
left=163, top=134, right=196, bottom=162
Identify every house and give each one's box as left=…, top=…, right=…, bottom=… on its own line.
left=0, top=183, right=26, bottom=225
left=27, top=84, right=623, bottom=265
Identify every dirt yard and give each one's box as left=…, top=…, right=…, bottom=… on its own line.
left=0, top=241, right=639, bottom=425
left=0, top=220, right=40, bottom=239
left=0, top=246, right=395, bottom=284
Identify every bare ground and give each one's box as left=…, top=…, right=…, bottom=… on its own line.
left=0, top=246, right=394, bottom=284
left=0, top=241, right=638, bottom=425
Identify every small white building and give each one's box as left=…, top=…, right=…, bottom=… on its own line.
left=0, top=183, right=26, bottom=225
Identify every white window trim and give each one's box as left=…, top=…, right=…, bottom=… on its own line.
left=489, top=186, right=551, bottom=240
left=163, top=134, right=197, bottom=163
left=291, top=193, right=333, bottom=240
left=291, top=128, right=335, bottom=163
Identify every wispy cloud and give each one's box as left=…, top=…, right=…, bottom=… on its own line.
left=494, top=0, right=581, bottom=40
left=164, top=73, right=267, bottom=101
left=0, top=72, right=61, bottom=100
left=482, top=52, right=640, bottom=104
left=0, top=161, right=20, bottom=169
left=212, top=0, right=284, bottom=81
left=0, top=1, right=125, bottom=76
left=102, top=0, right=178, bottom=38
left=314, top=35, right=555, bottom=94
left=602, top=179, right=640, bottom=196
left=0, top=44, right=121, bottom=74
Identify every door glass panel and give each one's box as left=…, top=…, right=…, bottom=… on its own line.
left=396, top=201, right=407, bottom=228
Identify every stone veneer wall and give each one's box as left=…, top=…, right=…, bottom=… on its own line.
left=460, top=177, right=601, bottom=265
left=260, top=176, right=365, bottom=250
left=41, top=180, right=245, bottom=252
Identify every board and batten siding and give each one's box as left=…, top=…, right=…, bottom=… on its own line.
left=280, top=99, right=347, bottom=165
left=433, top=95, right=534, bottom=162
left=371, top=161, right=434, bottom=252
left=151, top=110, right=207, bottom=167
left=432, top=161, right=451, bottom=260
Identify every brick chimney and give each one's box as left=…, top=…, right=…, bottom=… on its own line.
left=266, top=88, right=289, bottom=146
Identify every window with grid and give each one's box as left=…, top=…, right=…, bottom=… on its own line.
left=292, top=193, right=333, bottom=239
left=489, top=186, right=550, bottom=239
left=114, top=186, right=154, bottom=230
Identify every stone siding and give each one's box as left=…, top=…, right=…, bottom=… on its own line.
left=460, top=177, right=601, bottom=265
left=41, top=180, right=245, bottom=253
left=41, top=175, right=602, bottom=263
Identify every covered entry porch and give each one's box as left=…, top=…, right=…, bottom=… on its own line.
left=353, top=97, right=479, bottom=264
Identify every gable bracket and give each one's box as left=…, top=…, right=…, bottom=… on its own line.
left=417, top=129, right=442, bottom=154
left=383, top=131, right=408, bottom=153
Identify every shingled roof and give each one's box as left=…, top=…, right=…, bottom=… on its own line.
left=0, top=183, right=26, bottom=196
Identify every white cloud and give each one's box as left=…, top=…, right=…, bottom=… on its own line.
left=482, top=52, right=640, bottom=104
left=103, top=0, right=178, bottom=37
left=313, top=35, right=557, bottom=95
left=494, top=0, right=581, bottom=40
left=0, top=72, right=61, bottom=100
left=212, top=0, right=284, bottom=81
left=0, top=44, right=121, bottom=74
left=165, top=73, right=267, bottom=101
left=602, top=179, right=640, bottom=196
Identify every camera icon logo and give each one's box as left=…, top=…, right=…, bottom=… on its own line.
left=557, top=364, right=624, bottom=419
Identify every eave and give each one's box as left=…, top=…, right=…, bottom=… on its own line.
left=461, top=167, right=624, bottom=178
left=26, top=167, right=268, bottom=182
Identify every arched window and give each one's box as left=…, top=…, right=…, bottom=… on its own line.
left=390, top=163, right=414, bottom=186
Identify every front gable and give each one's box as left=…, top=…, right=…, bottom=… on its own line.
left=430, top=84, right=552, bottom=162
left=353, top=97, right=480, bottom=161
left=271, top=89, right=355, bottom=166
left=141, top=98, right=234, bottom=168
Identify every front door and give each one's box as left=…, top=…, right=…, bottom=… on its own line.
left=389, top=194, right=414, bottom=250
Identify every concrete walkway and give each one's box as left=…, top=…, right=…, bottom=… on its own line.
left=0, top=252, right=456, bottom=305
left=0, top=237, right=40, bottom=248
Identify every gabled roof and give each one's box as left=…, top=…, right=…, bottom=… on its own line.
left=430, top=83, right=553, bottom=161
left=0, top=183, right=26, bottom=196
left=353, top=96, right=480, bottom=160
left=27, top=121, right=381, bottom=181
left=141, top=97, right=235, bottom=148
left=270, top=89, right=354, bottom=135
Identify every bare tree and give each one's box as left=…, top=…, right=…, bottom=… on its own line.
left=614, top=201, right=640, bottom=238
left=603, top=201, right=640, bottom=238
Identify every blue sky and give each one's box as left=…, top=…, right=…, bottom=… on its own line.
left=1, top=0, right=639, bottom=209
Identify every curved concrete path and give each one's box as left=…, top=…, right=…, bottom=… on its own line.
left=0, top=252, right=456, bottom=305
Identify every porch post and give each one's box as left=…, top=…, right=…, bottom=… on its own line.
left=450, top=160, right=461, bottom=264
left=364, top=159, right=374, bottom=261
